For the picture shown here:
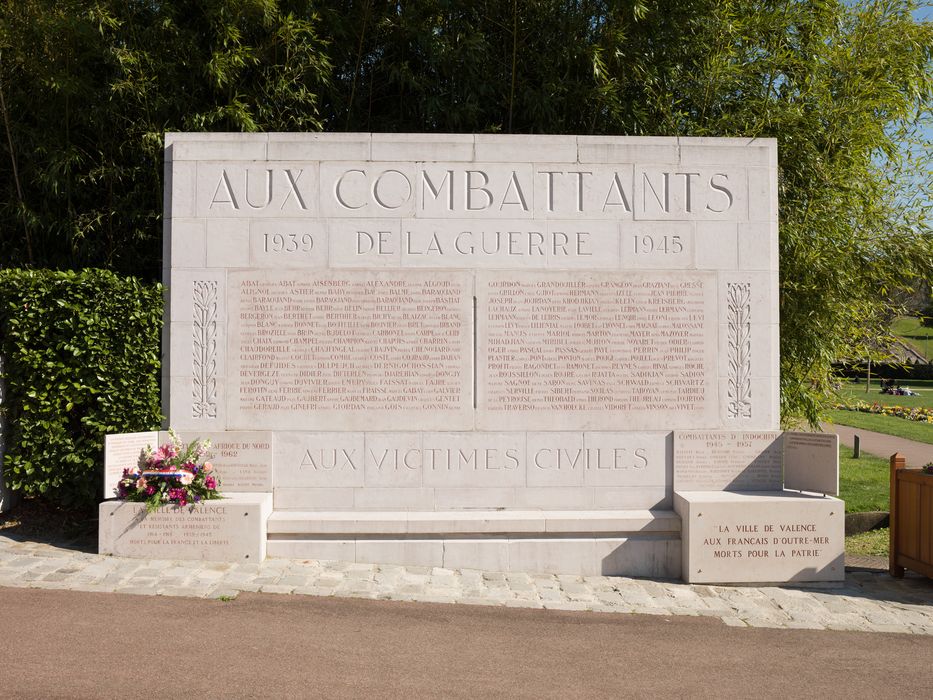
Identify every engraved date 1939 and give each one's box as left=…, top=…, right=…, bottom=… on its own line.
left=263, top=232, right=314, bottom=253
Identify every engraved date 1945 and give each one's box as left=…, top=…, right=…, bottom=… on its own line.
left=632, top=234, right=683, bottom=254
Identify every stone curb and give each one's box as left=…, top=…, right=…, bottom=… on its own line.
left=844, top=511, right=889, bottom=536
left=1, top=535, right=931, bottom=635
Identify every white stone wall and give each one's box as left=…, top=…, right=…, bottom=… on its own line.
left=164, top=134, right=780, bottom=513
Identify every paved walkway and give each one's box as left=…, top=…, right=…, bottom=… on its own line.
left=820, top=422, right=931, bottom=466
left=2, top=534, right=931, bottom=635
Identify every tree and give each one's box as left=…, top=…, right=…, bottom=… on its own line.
left=0, top=0, right=331, bottom=274
left=0, top=0, right=930, bottom=424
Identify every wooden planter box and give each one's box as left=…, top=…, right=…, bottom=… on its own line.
left=889, top=453, right=933, bottom=579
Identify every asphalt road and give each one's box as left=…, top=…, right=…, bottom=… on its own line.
left=2, top=587, right=932, bottom=699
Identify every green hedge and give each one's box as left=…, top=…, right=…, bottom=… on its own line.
left=0, top=269, right=162, bottom=508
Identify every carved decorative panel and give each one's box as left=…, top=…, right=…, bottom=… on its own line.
left=192, top=280, right=218, bottom=418
left=726, top=282, right=752, bottom=419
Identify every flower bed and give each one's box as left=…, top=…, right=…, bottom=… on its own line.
left=834, top=401, right=933, bottom=424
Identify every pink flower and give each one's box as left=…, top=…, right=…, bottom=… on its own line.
left=202, top=462, right=213, bottom=473
left=168, top=487, right=188, bottom=506
left=145, top=485, right=156, bottom=496
left=179, top=470, right=194, bottom=486
left=135, top=476, right=148, bottom=490
left=153, top=443, right=177, bottom=462
left=205, top=476, right=217, bottom=490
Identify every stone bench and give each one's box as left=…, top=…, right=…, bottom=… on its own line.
left=266, top=509, right=681, bottom=577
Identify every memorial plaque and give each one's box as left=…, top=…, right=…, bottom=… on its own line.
left=783, top=432, right=839, bottom=495
left=477, top=271, right=717, bottom=430
left=166, top=430, right=273, bottom=492
left=675, top=491, right=845, bottom=583
left=673, top=431, right=783, bottom=491
left=99, top=493, right=272, bottom=561
left=104, top=432, right=158, bottom=499
left=272, top=430, right=670, bottom=510
left=226, top=269, right=473, bottom=431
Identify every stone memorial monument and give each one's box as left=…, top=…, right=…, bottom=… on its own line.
left=100, top=133, right=844, bottom=582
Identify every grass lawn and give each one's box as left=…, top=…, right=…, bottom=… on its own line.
left=891, top=315, right=933, bottom=361
left=845, top=528, right=888, bottom=558
left=840, top=449, right=891, bottom=557
left=835, top=377, right=933, bottom=410
left=826, top=408, right=933, bottom=445
left=839, top=450, right=890, bottom=513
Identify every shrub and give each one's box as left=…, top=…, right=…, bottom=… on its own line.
left=0, top=269, right=162, bottom=508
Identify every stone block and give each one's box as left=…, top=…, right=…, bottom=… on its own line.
left=434, top=488, right=518, bottom=510
left=172, top=138, right=267, bottom=161
left=169, top=161, right=197, bottom=218
left=205, top=218, right=250, bottom=268
left=738, top=222, right=778, bottom=271
left=507, top=538, right=598, bottom=576
left=417, top=163, right=536, bottom=219
left=633, top=166, right=747, bottom=221
left=421, top=432, right=525, bottom=488
left=265, top=539, right=356, bottom=561
left=355, top=540, right=443, bottom=568
left=532, top=164, right=635, bottom=220
left=196, top=162, right=319, bottom=218
left=267, top=132, right=370, bottom=161
left=99, top=492, right=272, bottom=562
left=674, top=430, right=783, bottom=491
left=170, top=378, right=229, bottom=435
left=526, top=432, right=585, bottom=487
left=274, top=487, right=355, bottom=510
left=581, top=432, right=671, bottom=488
left=512, top=487, right=595, bottom=509
left=362, top=432, right=424, bottom=488
left=674, top=490, right=845, bottom=583
left=783, top=432, right=839, bottom=495
left=399, top=218, right=548, bottom=269
left=328, top=218, right=403, bottom=267
left=353, top=487, right=436, bottom=511
left=274, top=432, right=366, bottom=488
left=695, top=222, right=738, bottom=269
left=474, top=134, right=577, bottom=163
left=746, top=166, right=778, bottom=223
left=248, top=219, right=328, bottom=268
left=577, top=136, right=679, bottom=164
left=372, top=133, right=475, bottom=162
left=168, top=219, right=207, bottom=269
left=595, top=538, right=682, bottom=578
left=319, top=161, right=417, bottom=218
left=104, top=432, right=159, bottom=499
left=620, top=221, right=693, bottom=270
left=544, top=220, right=620, bottom=269
left=593, top=486, right=671, bottom=510
left=441, top=539, right=510, bottom=572
left=677, top=138, right=775, bottom=167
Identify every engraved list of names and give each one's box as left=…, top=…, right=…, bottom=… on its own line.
left=227, top=270, right=473, bottom=430
left=477, top=271, right=718, bottom=430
